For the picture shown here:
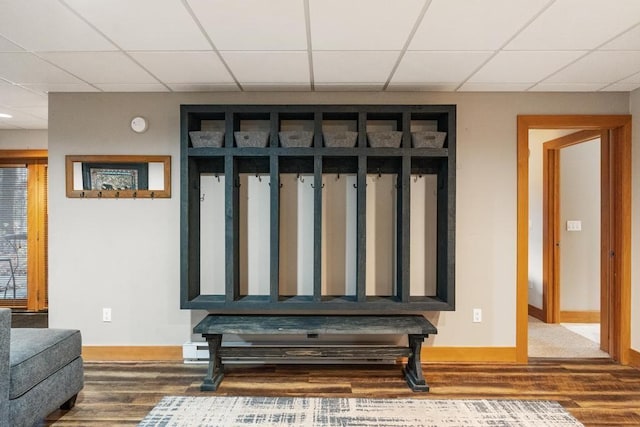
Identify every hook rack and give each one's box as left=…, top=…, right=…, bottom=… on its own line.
left=310, top=182, right=325, bottom=189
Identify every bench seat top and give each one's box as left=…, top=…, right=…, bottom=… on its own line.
left=194, top=315, right=437, bottom=336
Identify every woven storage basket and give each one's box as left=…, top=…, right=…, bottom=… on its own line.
left=234, top=131, right=269, bottom=148
left=189, top=131, right=224, bottom=148
left=323, top=131, right=358, bottom=148
left=279, top=130, right=313, bottom=148
left=367, top=131, right=402, bottom=148
left=411, top=131, right=446, bottom=148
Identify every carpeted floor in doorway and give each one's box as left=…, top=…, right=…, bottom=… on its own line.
left=138, top=396, right=584, bottom=426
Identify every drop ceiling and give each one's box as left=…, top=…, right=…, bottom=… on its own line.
left=1, top=0, right=639, bottom=129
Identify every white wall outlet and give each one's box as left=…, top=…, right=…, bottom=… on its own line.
left=566, top=220, right=582, bottom=231
left=473, top=308, right=482, bottom=323
left=102, top=307, right=112, bottom=322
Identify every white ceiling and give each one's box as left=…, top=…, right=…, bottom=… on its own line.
left=1, top=0, right=640, bottom=129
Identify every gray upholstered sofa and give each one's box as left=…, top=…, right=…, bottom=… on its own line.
left=0, top=308, right=83, bottom=427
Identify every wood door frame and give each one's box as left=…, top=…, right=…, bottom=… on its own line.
left=542, top=130, right=602, bottom=324
left=517, top=116, right=631, bottom=364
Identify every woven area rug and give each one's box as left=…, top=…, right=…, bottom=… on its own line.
left=138, top=396, right=584, bottom=426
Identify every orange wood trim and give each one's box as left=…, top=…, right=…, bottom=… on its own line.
left=422, top=347, right=517, bottom=363
left=600, top=131, right=611, bottom=353
left=528, top=304, right=544, bottom=321
left=0, top=150, right=48, bottom=162
left=516, top=115, right=631, bottom=366
left=65, top=155, right=171, bottom=198
left=543, top=130, right=601, bottom=150
left=542, top=145, right=560, bottom=324
left=516, top=117, right=530, bottom=363
left=559, top=311, right=600, bottom=323
left=82, top=346, right=183, bottom=361
left=628, top=349, right=640, bottom=369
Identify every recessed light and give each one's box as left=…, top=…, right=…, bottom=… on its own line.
left=0, top=113, right=12, bottom=119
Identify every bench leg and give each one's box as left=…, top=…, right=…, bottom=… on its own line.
left=403, top=334, right=429, bottom=392
left=60, top=394, right=78, bottom=410
left=202, top=334, right=224, bottom=391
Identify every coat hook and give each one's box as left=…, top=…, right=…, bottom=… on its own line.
left=115, top=191, right=120, bottom=198
left=215, top=173, right=220, bottom=183
left=377, top=168, right=382, bottom=178
left=234, top=178, right=241, bottom=188
left=311, top=183, right=325, bottom=189
left=200, top=193, right=205, bottom=202
left=151, top=191, right=155, bottom=199
left=353, top=183, right=357, bottom=189
left=336, top=173, right=340, bottom=181
left=255, top=173, right=262, bottom=182
left=80, top=191, right=85, bottom=198
left=297, top=173, right=304, bottom=183
left=98, top=191, right=103, bottom=198
left=133, top=191, right=137, bottom=199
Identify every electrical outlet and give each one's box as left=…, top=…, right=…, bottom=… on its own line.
left=102, top=308, right=112, bottom=322
left=473, top=308, right=482, bottom=323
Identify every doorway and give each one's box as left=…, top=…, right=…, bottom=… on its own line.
left=517, top=116, right=631, bottom=364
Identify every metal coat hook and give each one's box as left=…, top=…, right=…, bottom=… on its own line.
left=200, top=193, right=205, bottom=202
left=413, top=174, right=423, bottom=183
left=353, top=183, right=357, bottom=189
left=234, top=178, right=241, bottom=188
left=377, top=168, right=382, bottom=178
left=133, top=191, right=137, bottom=199
left=336, top=173, right=340, bottom=181
left=98, top=191, right=103, bottom=198
left=311, top=182, right=325, bottom=189
left=256, top=173, right=262, bottom=182
left=215, top=173, right=220, bottom=183
left=80, top=191, right=85, bottom=198
left=297, top=173, right=304, bottom=183
left=151, top=191, right=155, bottom=199
left=115, top=191, right=120, bottom=198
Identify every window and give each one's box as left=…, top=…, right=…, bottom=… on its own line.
left=0, top=151, right=47, bottom=310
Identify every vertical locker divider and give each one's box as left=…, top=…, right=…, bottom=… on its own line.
left=186, top=158, right=201, bottom=301
left=398, top=155, right=411, bottom=302
left=356, top=155, right=367, bottom=302
left=313, top=155, right=323, bottom=302
left=270, top=154, right=280, bottom=303
left=225, top=155, right=239, bottom=302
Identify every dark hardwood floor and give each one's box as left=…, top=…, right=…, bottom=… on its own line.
left=44, top=359, right=640, bottom=426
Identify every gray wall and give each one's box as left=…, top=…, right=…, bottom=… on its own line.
left=0, top=130, right=47, bottom=149
left=47, top=91, right=630, bottom=348
left=559, top=139, right=600, bottom=311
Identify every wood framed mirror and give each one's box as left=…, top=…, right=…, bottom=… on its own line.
left=66, top=155, right=171, bottom=198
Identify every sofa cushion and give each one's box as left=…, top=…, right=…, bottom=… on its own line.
left=9, top=328, right=81, bottom=399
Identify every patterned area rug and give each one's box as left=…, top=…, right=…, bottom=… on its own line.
left=139, top=396, right=584, bottom=426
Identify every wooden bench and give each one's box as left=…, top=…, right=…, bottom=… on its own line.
left=193, top=314, right=437, bottom=392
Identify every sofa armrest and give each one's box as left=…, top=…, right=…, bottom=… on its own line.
left=0, top=308, right=10, bottom=426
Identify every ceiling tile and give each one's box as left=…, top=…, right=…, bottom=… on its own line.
left=188, top=0, right=307, bottom=50
left=600, top=82, right=640, bottom=91
left=11, top=106, right=48, bottom=119
left=468, top=51, right=586, bottom=83
left=530, top=82, right=607, bottom=92
left=242, top=83, right=311, bottom=91
left=129, top=52, right=234, bottom=84
left=387, top=83, right=459, bottom=91
left=392, top=51, right=492, bottom=83
left=64, top=0, right=211, bottom=50
left=545, top=51, right=640, bottom=83
left=0, top=35, right=24, bottom=52
left=0, top=81, right=48, bottom=106
left=313, top=51, right=399, bottom=84
left=167, top=83, right=240, bottom=92
left=458, top=82, right=533, bottom=91
left=0, top=0, right=115, bottom=51
left=0, top=106, right=47, bottom=128
left=618, top=71, right=640, bottom=83
left=21, top=83, right=99, bottom=93
left=39, top=52, right=159, bottom=84
left=507, top=0, right=640, bottom=50
left=315, top=84, right=385, bottom=91
left=0, top=52, right=82, bottom=84
left=221, top=52, right=309, bottom=84
left=94, top=83, right=169, bottom=92
left=602, top=24, right=640, bottom=50
left=410, top=0, right=549, bottom=50
left=309, top=0, right=425, bottom=50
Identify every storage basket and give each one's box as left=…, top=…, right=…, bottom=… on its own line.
left=367, top=131, right=402, bottom=148
left=234, top=131, right=269, bottom=148
left=189, top=131, right=224, bottom=148
left=279, top=130, right=313, bottom=148
left=323, top=131, right=358, bottom=148
left=411, top=131, right=447, bottom=148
